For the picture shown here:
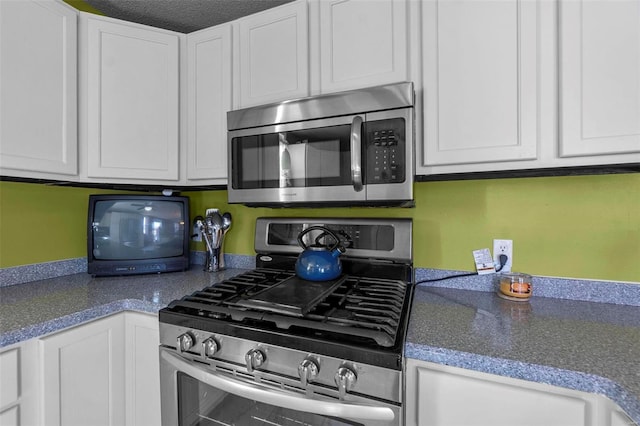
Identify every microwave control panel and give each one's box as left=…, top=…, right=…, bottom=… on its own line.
left=365, top=118, right=405, bottom=184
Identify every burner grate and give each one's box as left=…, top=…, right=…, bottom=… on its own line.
left=166, top=268, right=410, bottom=348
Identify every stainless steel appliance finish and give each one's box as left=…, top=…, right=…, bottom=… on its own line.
left=159, top=217, right=413, bottom=426
left=255, top=217, right=412, bottom=263
left=227, top=82, right=415, bottom=207
left=227, top=82, right=414, bottom=130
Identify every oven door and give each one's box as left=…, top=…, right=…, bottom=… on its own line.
left=228, top=115, right=367, bottom=205
left=160, top=347, right=401, bottom=426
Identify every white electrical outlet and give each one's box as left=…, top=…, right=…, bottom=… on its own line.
left=493, top=239, right=513, bottom=272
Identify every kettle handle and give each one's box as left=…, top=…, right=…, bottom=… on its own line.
left=297, top=226, right=342, bottom=251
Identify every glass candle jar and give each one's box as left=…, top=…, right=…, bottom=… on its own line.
left=496, top=272, right=532, bottom=301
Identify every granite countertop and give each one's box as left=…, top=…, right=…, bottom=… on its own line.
left=405, top=285, right=640, bottom=424
left=1, top=267, right=639, bottom=424
left=0, top=268, right=247, bottom=347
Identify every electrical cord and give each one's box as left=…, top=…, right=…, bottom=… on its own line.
left=415, top=254, right=509, bottom=284
left=495, top=254, right=508, bottom=273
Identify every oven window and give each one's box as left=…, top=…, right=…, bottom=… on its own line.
left=231, top=124, right=352, bottom=190
left=177, top=372, right=364, bottom=426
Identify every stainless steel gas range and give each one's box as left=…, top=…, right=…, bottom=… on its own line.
left=159, top=217, right=413, bottom=426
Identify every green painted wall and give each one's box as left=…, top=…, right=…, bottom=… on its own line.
left=62, top=0, right=104, bottom=15
left=0, top=182, right=139, bottom=267
left=1, top=173, right=639, bottom=282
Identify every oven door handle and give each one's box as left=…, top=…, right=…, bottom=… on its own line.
left=161, top=349, right=395, bottom=422
left=350, top=115, right=364, bottom=192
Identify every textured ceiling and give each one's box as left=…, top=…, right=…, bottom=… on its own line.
left=85, top=0, right=296, bottom=33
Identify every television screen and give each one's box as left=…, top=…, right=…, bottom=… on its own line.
left=88, top=195, right=190, bottom=276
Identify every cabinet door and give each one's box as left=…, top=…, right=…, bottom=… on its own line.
left=40, top=314, right=125, bottom=426
left=0, top=347, right=20, bottom=425
left=317, top=0, right=408, bottom=93
left=610, top=409, right=635, bottom=426
left=0, top=0, right=77, bottom=176
left=0, top=406, right=19, bottom=426
left=186, top=25, right=232, bottom=182
left=0, top=348, right=19, bottom=410
left=559, top=0, right=640, bottom=157
left=235, top=1, right=309, bottom=108
left=85, top=16, right=180, bottom=181
left=124, top=312, right=160, bottom=426
left=421, top=0, right=539, bottom=167
left=405, top=360, right=589, bottom=426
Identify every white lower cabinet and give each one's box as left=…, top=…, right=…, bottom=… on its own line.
left=40, top=314, right=126, bottom=426
left=39, top=312, right=160, bottom=426
left=124, top=312, right=161, bottom=426
left=0, top=348, right=19, bottom=415
left=405, top=359, right=635, bottom=426
left=611, top=408, right=636, bottom=426
left=0, top=340, right=39, bottom=426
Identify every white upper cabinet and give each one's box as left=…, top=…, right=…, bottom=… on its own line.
left=420, top=0, right=539, bottom=168
left=314, top=0, right=409, bottom=94
left=82, top=14, right=181, bottom=181
left=559, top=0, right=640, bottom=158
left=234, top=1, right=309, bottom=108
left=186, top=24, right=232, bottom=182
left=0, top=0, right=78, bottom=177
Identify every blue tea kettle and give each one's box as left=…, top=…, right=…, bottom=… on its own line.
left=295, top=226, right=345, bottom=281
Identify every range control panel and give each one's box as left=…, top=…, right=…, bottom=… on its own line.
left=256, top=217, right=413, bottom=262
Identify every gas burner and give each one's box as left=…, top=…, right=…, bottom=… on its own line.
left=166, top=269, right=409, bottom=348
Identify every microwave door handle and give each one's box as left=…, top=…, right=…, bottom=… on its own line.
left=350, top=115, right=364, bottom=192
left=161, top=349, right=394, bottom=422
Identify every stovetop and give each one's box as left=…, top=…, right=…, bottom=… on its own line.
left=164, top=265, right=409, bottom=342
left=160, top=217, right=414, bottom=369
left=160, top=268, right=413, bottom=367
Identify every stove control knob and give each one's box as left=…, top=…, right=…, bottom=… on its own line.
left=334, top=366, right=357, bottom=400
left=245, top=348, right=265, bottom=373
left=201, top=337, right=220, bottom=359
left=177, top=332, right=195, bottom=353
left=298, top=357, right=320, bottom=387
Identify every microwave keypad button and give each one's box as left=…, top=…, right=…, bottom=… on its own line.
left=390, top=164, right=399, bottom=181
left=386, top=130, right=395, bottom=145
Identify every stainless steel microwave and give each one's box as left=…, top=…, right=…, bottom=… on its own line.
left=227, top=82, right=415, bottom=207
